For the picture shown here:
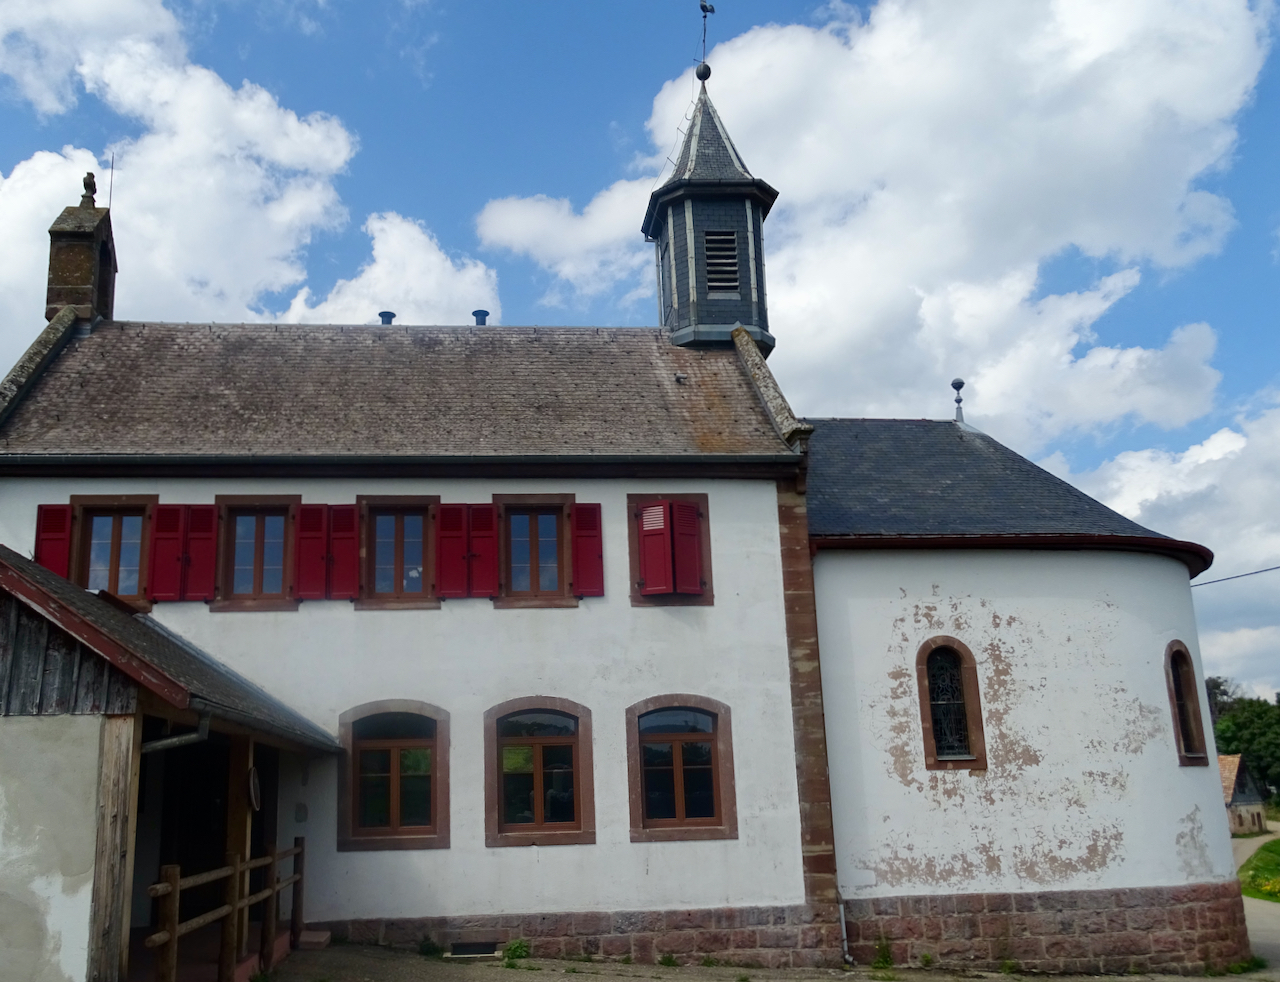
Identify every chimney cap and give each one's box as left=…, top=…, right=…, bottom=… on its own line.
left=378, top=311, right=396, bottom=325
left=472, top=309, right=489, bottom=326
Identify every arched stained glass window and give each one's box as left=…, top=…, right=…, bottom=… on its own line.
left=916, top=638, right=987, bottom=771
left=926, top=649, right=971, bottom=759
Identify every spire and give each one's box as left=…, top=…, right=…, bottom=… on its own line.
left=642, top=64, right=779, bottom=355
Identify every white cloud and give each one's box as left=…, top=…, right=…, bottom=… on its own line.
left=282, top=213, right=499, bottom=325
left=0, top=0, right=498, bottom=371
left=478, top=0, right=1267, bottom=449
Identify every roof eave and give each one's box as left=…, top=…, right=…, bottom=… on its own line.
left=642, top=177, right=780, bottom=238
left=809, top=532, right=1214, bottom=577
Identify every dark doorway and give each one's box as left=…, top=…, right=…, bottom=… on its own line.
left=157, top=729, right=231, bottom=920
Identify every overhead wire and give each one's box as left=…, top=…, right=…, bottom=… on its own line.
left=1191, top=564, right=1280, bottom=588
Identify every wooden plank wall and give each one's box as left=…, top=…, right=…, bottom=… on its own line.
left=0, top=590, right=137, bottom=716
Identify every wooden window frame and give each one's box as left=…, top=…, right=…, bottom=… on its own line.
left=356, top=496, right=440, bottom=610
left=493, top=494, right=578, bottom=609
left=68, top=494, right=158, bottom=611
left=915, top=636, right=987, bottom=771
left=1165, top=640, right=1209, bottom=766
left=338, top=700, right=451, bottom=851
left=484, top=696, right=595, bottom=847
left=626, top=493, right=714, bottom=607
left=626, top=694, right=738, bottom=842
left=211, top=495, right=301, bottom=612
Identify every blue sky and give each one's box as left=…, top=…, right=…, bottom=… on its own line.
left=1, top=0, right=1278, bottom=693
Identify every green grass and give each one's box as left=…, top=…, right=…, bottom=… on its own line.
left=658, top=954, right=678, bottom=967
left=1239, top=839, right=1280, bottom=902
left=870, top=938, right=893, bottom=970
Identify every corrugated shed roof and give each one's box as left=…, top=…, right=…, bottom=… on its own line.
left=1220, top=754, right=1242, bottom=805
left=0, top=324, right=791, bottom=459
left=0, top=544, right=338, bottom=751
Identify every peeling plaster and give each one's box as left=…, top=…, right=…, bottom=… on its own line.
left=1176, top=807, right=1215, bottom=880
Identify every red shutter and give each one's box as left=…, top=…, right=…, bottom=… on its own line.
left=295, top=504, right=329, bottom=600
left=468, top=504, right=500, bottom=598
left=637, top=500, right=674, bottom=595
left=328, top=505, right=359, bottom=600
left=182, top=505, right=218, bottom=601
left=148, top=505, right=186, bottom=601
left=34, top=505, right=73, bottom=578
left=436, top=504, right=469, bottom=598
left=671, top=501, right=704, bottom=595
left=571, top=503, right=604, bottom=597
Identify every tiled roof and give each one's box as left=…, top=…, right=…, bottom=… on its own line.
left=0, top=324, right=792, bottom=459
left=803, top=418, right=1212, bottom=572
left=0, top=544, right=338, bottom=750
left=1220, top=754, right=1242, bottom=805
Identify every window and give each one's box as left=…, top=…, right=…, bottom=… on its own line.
left=626, top=694, right=737, bottom=842
left=33, top=497, right=159, bottom=608
left=338, top=700, right=450, bottom=851
left=357, top=496, right=439, bottom=609
left=507, top=510, right=561, bottom=596
left=83, top=512, right=145, bottom=597
left=704, top=231, right=739, bottom=294
left=1165, top=641, right=1208, bottom=766
left=213, top=495, right=299, bottom=611
left=484, top=696, right=595, bottom=847
left=627, top=494, right=713, bottom=607
left=915, top=637, right=986, bottom=771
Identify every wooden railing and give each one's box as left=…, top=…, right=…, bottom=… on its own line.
left=144, top=836, right=306, bottom=982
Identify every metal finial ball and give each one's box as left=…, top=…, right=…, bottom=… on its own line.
left=696, top=62, right=711, bottom=82
left=951, top=378, right=965, bottom=393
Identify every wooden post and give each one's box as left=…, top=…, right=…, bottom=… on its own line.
left=218, top=852, right=240, bottom=982
left=225, top=736, right=253, bottom=958
left=156, top=865, right=180, bottom=982
left=259, top=844, right=279, bottom=971
left=87, top=712, right=141, bottom=982
left=290, top=837, right=305, bottom=949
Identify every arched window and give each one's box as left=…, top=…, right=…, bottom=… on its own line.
left=484, top=697, right=595, bottom=847
left=338, top=701, right=450, bottom=851
left=625, top=695, right=737, bottom=842
left=915, top=637, right=987, bottom=771
left=1165, top=642, right=1208, bottom=766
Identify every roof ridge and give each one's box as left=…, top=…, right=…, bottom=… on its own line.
left=0, top=306, right=80, bottom=430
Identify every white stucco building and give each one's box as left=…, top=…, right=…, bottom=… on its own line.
left=0, top=83, right=1250, bottom=982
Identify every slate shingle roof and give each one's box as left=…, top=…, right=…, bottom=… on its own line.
left=0, top=543, right=338, bottom=750
left=0, top=324, right=792, bottom=459
left=665, top=86, right=756, bottom=185
left=803, top=418, right=1212, bottom=572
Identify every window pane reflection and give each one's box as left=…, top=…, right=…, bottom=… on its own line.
left=403, top=514, right=424, bottom=593
left=262, top=515, right=285, bottom=594
left=374, top=514, right=395, bottom=594
left=233, top=515, right=255, bottom=594
left=88, top=515, right=113, bottom=591
left=358, top=749, right=391, bottom=828
left=542, top=744, right=574, bottom=823
left=118, top=515, right=142, bottom=595
left=510, top=514, right=531, bottom=592
left=537, top=514, right=558, bottom=590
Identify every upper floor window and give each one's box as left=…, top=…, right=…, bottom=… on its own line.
left=84, top=511, right=144, bottom=597
left=484, top=696, right=595, bottom=847
left=1165, top=642, right=1208, bottom=765
left=338, top=700, right=451, bottom=852
left=626, top=694, right=737, bottom=842
left=507, top=510, right=561, bottom=596
left=231, top=511, right=287, bottom=597
left=34, top=497, right=158, bottom=608
left=627, top=494, right=713, bottom=607
left=373, top=510, right=427, bottom=597
left=915, top=637, right=987, bottom=771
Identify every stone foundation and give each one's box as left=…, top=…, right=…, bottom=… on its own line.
left=314, top=904, right=845, bottom=968
left=843, top=881, right=1250, bottom=975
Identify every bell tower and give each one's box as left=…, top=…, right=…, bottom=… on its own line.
left=641, top=64, right=778, bottom=354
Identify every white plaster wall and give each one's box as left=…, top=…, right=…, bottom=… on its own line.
left=0, top=715, right=101, bottom=982
left=0, top=477, right=805, bottom=920
left=813, top=549, right=1234, bottom=899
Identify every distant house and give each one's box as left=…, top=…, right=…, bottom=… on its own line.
left=1220, top=754, right=1269, bottom=834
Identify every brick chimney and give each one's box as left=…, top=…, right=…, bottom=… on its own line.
left=45, top=172, right=117, bottom=323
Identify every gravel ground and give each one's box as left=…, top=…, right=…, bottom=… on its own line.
left=269, top=947, right=1280, bottom=982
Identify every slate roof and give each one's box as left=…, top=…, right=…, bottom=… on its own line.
left=803, top=418, right=1213, bottom=573
left=0, top=323, right=793, bottom=460
left=665, top=85, right=756, bottom=185
left=0, top=543, right=339, bottom=751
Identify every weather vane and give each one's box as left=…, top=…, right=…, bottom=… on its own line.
left=700, top=1, right=715, bottom=66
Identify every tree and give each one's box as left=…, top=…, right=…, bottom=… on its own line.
left=1205, top=676, right=1244, bottom=725
left=1215, top=697, right=1280, bottom=797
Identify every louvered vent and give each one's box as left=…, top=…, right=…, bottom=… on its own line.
left=704, top=231, right=738, bottom=292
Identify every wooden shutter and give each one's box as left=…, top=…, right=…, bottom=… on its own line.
left=571, top=503, right=604, bottom=597
left=182, top=505, right=218, bottom=601
left=328, top=505, right=359, bottom=600
left=671, top=501, right=704, bottom=595
left=637, top=500, right=674, bottom=595
left=468, top=504, right=500, bottom=598
left=436, top=504, right=469, bottom=598
left=295, top=504, right=329, bottom=600
left=34, top=504, right=73, bottom=578
left=148, top=504, right=186, bottom=601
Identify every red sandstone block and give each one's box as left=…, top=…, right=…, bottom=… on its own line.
left=711, top=907, right=739, bottom=930
left=986, top=894, right=1014, bottom=913
left=1007, top=914, right=1031, bottom=938
left=744, top=907, right=788, bottom=927
left=1151, top=931, right=1183, bottom=954
left=872, top=897, right=901, bottom=916
left=1037, top=890, right=1076, bottom=911
left=1021, top=911, right=1059, bottom=935
left=978, top=914, right=1009, bottom=938
left=790, top=948, right=839, bottom=968
left=665, top=909, right=713, bottom=931
left=631, top=934, right=655, bottom=964
left=757, top=927, right=801, bottom=949
left=756, top=949, right=792, bottom=969
left=562, top=939, right=584, bottom=958
left=1014, top=894, right=1038, bottom=913
left=1166, top=908, right=1186, bottom=931
left=1101, top=955, right=1133, bottom=974
left=531, top=939, right=565, bottom=959
left=954, top=894, right=986, bottom=914
left=1126, top=907, right=1168, bottom=932
left=730, top=930, right=758, bottom=949
left=572, top=912, right=611, bottom=936
left=600, top=935, right=630, bottom=957
left=881, top=916, right=922, bottom=940
left=941, top=916, right=980, bottom=940
left=922, top=917, right=943, bottom=941
left=612, top=911, right=664, bottom=935
left=1043, top=936, right=1090, bottom=959
left=1008, top=937, right=1045, bottom=960
left=847, top=943, right=877, bottom=964
left=843, top=899, right=875, bottom=921
left=524, top=914, right=571, bottom=938
left=582, top=937, right=601, bottom=956
left=657, top=931, right=697, bottom=955
left=697, top=930, right=731, bottom=952
left=348, top=921, right=381, bottom=944
left=937, top=939, right=976, bottom=960
left=1094, top=932, right=1153, bottom=957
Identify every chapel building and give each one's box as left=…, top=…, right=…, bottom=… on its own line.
left=0, top=79, right=1250, bottom=982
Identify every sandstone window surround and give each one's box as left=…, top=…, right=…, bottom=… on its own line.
left=915, top=636, right=987, bottom=771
